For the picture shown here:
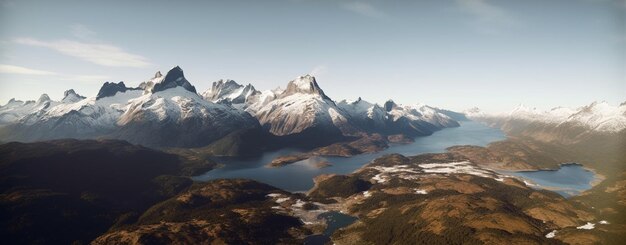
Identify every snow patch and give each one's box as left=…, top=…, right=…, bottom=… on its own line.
left=275, top=197, right=290, bottom=204
left=372, top=173, right=388, bottom=183
left=292, top=199, right=306, bottom=208
left=576, top=222, right=595, bottom=230
left=363, top=191, right=372, bottom=198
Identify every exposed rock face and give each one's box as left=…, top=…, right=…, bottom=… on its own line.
left=96, top=82, right=137, bottom=99
left=138, top=71, right=163, bottom=91
left=384, top=100, right=397, bottom=112
left=151, top=66, right=196, bottom=93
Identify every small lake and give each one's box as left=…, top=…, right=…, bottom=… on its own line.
left=304, top=211, right=357, bottom=245
left=502, top=164, right=597, bottom=197
left=193, top=121, right=506, bottom=191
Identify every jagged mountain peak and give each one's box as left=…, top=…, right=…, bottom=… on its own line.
left=384, top=100, right=398, bottom=112
left=344, top=97, right=363, bottom=105
left=281, top=74, right=330, bottom=100
left=62, top=89, right=86, bottom=103
left=151, top=66, right=197, bottom=94
left=153, top=71, right=163, bottom=79
left=202, top=79, right=258, bottom=104
left=37, top=94, right=51, bottom=104
left=211, top=79, right=243, bottom=92
left=97, top=81, right=135, bottom=100
left=64, top=89, right=79, bottom=98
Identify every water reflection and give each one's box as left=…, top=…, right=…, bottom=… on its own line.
left=193, top=121, right=506, bottom=191
left=501, top=164, right=596, bottom=197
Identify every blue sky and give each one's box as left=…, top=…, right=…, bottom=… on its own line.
left=0, top=0, right=624, bottom=112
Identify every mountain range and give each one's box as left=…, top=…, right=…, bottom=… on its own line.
left=0, top=66, right=460, bottom=150
left=466, top=101, right=626, bottom=144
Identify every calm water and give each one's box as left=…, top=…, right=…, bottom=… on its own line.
left=502, top=164, right=596, bottom=197
left=193, top=121, right=506, bottom=191
left=303, top=211, right=357, bottom=245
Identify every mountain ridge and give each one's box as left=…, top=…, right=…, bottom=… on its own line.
left=0, top=66, right=461, bottom=151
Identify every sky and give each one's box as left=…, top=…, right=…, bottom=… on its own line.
left=0, top=0, right=624, bottom=113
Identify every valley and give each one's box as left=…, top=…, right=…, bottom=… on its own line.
left=0, top=66, right=624, bottom=244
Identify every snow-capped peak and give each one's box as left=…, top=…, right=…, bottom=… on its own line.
left=202, top=79, right=258, bottom=105
left=281, top=74, right=329, bottom=100
left=62, top=89, right=86, bottom=103
left=150, top=66, right=197, bottom=94
left=36, top=94, right=51, bottom=105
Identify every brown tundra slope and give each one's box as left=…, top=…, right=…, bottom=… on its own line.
left=308, top=153, right=623, bottom=245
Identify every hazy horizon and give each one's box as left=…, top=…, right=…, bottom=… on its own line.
left=1, top=0, right=625, bottom=113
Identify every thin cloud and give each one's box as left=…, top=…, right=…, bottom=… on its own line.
left=455, top=0, right=518, bottom=30
left=14, top=37, right=151, bottom=68
left=342, top=2, right=385, bottom=18
left=69, top=24, right=97, bottom=40
left=0, top=64, right=57, bottom=75
left=0, top=64, right=109, bottom=83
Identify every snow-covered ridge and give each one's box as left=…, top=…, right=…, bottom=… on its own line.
left=0, top=66, right=259, bottom=147
left=1, top=67, right=462, bottom=145
left=201, top=79, right=258, bottom=106
left=466, top=101, right=626, bottom=132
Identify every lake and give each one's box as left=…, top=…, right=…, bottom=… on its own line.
left=501, top=164, right=597, bottom=197
left=303, top=211, right=357, bottom=245
left=193, top=121, right=507, bottom=191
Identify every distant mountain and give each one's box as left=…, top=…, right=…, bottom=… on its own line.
left=466, top=101, right=626, bottom=144
left=337, top=98, right=459, bottom=137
